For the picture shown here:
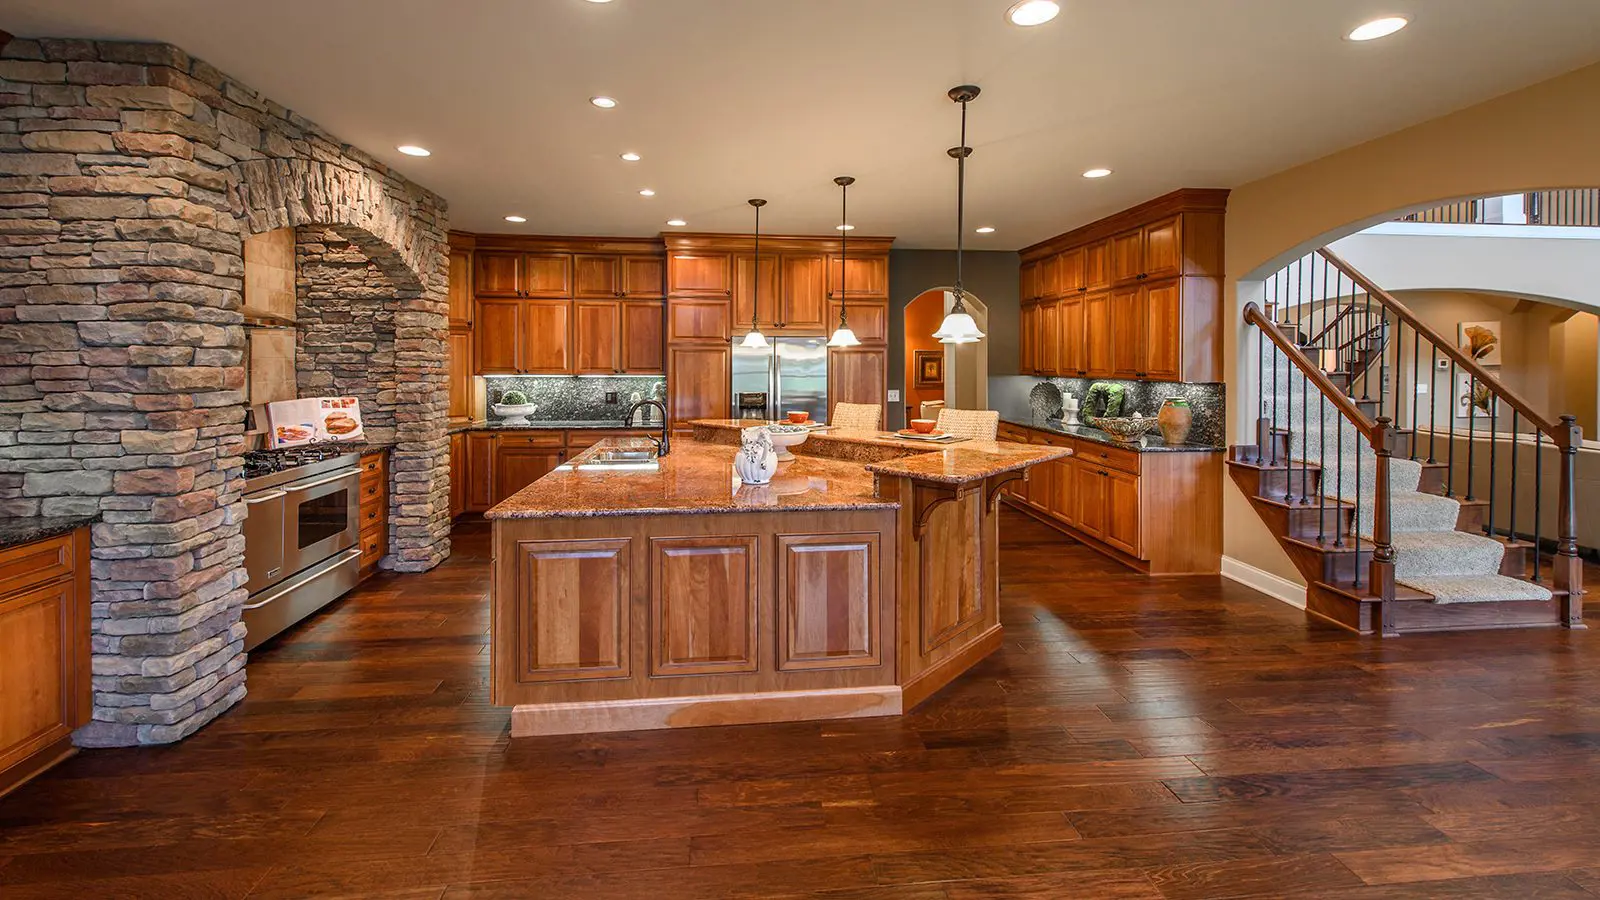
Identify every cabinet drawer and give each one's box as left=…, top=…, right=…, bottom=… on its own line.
left=1029, top=430, right=1074, bottom=449
left=359, top=528, right=386, bottom=568
left=1075, top=441, right=1139, bottom=474
left=495, top=432, right=565, bottom=449
left=359, top=497, right=386, bottom=531
left=0, top=533, right=75, bottom=598
left=359, top=452, right=387, bottom=480
left=359, top=474, right=386, bottom=504
left=997, top=422, right=1031, bottom=444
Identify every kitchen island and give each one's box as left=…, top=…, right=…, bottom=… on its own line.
left=486, top=428, right=1068, bottom=736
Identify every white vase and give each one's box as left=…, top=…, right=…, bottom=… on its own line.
left=733, top=426, right=778, bottom=485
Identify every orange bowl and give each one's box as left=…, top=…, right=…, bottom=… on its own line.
left=910, top=419, right=937, bottom=434
left=786, top=411, right=810, bottom=424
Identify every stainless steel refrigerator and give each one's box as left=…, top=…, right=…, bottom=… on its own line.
left=730, top=337, right=829, bottom=424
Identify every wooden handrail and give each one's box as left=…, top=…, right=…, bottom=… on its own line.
left=1244, top=302, right=1377, bottom=443
left=1317, top=247, right=1566, bottom=443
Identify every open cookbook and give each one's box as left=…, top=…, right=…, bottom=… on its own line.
left=264, top=396, right=365, bottom=448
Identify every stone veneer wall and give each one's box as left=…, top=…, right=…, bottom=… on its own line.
left=0, top=37, right=450, bottom=745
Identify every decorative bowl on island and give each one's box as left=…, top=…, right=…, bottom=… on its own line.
left=765, top=423, right=812, bottom=462
left=1089, top=415, right=1157, bottom=443
left=909, top=418, right=937, bottom=434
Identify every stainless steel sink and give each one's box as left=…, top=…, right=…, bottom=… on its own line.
left=591, top=449, right=657, bottom=462
left=568, top=447, right=660, bottom=470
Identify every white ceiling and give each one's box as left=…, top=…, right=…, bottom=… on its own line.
left=8, top=0, right=1600, bottom=248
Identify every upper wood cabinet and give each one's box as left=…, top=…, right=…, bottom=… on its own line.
left=522, top=299, right=571, bottom=373
left=448, top=328, right=472, bottom=423
left=826, top=255, right=888, bottom=299
left=621, top=256, right=665, bottom=299
left=621, top=300, right=665, bottom=373
left=668, top=298, right=731, bottom=343
left=474, top=251, right=572, bottom=298
left=669, top=253, right=732, bottom=296
left=778, top=254, right=827, bottom=332
left=572, top=299, right=621, bottom=374
left=474, top=299, right=523, bottom=375
left=827, top=346, right=887, bottom=412
left=668, top=344, right=731, bottom=430
left=732, top=254, right=778, bottom=332
left=1018, top=189, right=1227, bottom=383
left=573, top=254, right=620, bottom=299
left=828, top=300, right=887, bottom=344
left=447, top=248, right=472, bottom=327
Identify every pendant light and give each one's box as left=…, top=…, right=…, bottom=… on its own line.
left=933, top=84, right=987, bottom=345
left=739, top=198, right=771, bottom=350
left=827, top=176, right=862, bottom=348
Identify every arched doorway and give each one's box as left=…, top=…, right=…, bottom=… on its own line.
left=902, top=288, right=989, bottom=424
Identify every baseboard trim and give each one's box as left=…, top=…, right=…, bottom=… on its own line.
left=510, top=685, right=902, bottom=737
left=1222, top=555, right=1307, bottom=609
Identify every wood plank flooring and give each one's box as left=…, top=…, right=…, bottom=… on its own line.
left=3, top=511, right=1600, bottom=898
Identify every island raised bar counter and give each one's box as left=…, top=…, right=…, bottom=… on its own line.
left=485, top=428, right=1069, bottom=736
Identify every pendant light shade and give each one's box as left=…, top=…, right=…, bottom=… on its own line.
left=741, top=198, right=770, bottom=350
left=936, top=85, right=986, bottom=345
left=827, top=175, right=862, bottom=348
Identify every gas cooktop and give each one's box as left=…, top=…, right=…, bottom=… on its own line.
left=243, top=445, right=360, bottom=480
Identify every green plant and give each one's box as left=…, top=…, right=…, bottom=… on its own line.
left=499, top=389, right=529, bottom=406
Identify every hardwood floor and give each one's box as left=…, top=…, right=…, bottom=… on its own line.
left=4, top=511, right=1600, bottom=898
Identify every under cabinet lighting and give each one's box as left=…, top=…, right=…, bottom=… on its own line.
left=1348, top=17, right=1409, bottom=41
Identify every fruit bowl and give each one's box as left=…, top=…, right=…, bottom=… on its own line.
left=1088, top=415, right=1157, bottom=442
left=765, top=423, right=811, bottom=462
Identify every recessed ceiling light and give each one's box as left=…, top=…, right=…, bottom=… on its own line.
left=590, top=96, right=618, bottom=109
left=638, top=189, right=655, bottom=197
left=1082, top=167, right=1113, bottom=178
left=835, top=224, right=855, bottom=231
left=396, top=145, right=430, bottom=157
left=620, top=152, right=641, bottom=162
left=975, top=226, right=996, bottom=234
left=584, top=0, right=614, bottom=3
left=666, top=219, right=687, bottom=227
left=1006, top=0, right=1060, bottom=27
left=504, top=215, right=526, bottom=223
left=1347, top=16, right=1409, bottom=41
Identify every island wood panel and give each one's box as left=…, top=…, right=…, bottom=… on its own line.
left=916, top=484, right=986, bottom=654
left=650, top=535, right=759, bottom=675
left=490, top=509, right=898, bottom=715
left=514, top=538, right=630, bottom=682
left=777, top=533, right=881, bottom=671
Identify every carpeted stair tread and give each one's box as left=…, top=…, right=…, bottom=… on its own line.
left=1399, top=574, right=1554, bottom=605
left=1390, top=529, right=1505, bottom=578
left=1380, top=491, right=1464, bottom=534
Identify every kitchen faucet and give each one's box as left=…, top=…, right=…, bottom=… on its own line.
left=626, top=399, right=670, bottom=457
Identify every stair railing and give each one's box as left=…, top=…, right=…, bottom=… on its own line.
left=1316, top=248, right=1583, bottom=623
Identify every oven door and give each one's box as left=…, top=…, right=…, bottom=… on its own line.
left=243, top=486, right=288, bottom=594
left=282, top=468, right=360, bottom=577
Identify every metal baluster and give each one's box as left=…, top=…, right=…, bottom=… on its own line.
left=1510, top=411, right=1520, bottom=543
left=1466, top=376, right=1477, bottom=501
left=1428, top=345, right=1438, bottom=463
left=1487, top=400, right=1497, bottom=537
left=1534, top=430, right=1544, bottom=582
left=1361, top=283, right=1372, bottom=401
left=1318, top=391, right=1328, bottom=545
left=1296, top=258, right=1307, bottom=504
left=1269, top=272, right=1278, bottom=465
left=1334, top=270, right=1346, bottom=550
left=1409, top=328, right=1420, bottom=460
left=1446, top=360, right=1457, bottom=498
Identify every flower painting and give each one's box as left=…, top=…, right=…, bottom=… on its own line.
left=1458, top=320, right=1503, bottom=366
left=1454, top=373, right=1496, bottom=419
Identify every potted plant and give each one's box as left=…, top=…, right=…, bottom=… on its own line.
left=492, top=389, right=539, bottom=425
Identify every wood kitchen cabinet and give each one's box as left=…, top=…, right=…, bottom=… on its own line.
left=732, top=254, right=778, bottom=332
left=621, top=300, right=664, bottom=373
left=573, top=254, right=620, bottom=299
left=494, top=437, right=566, bottom=506
left=447, top=247, right=473, bottom=328
left=777, top=254, right=827, bottom=332
left=827, top=254, right=889, bottom=298
left=1072, top=460, right=1109, bottom=540
left=1017, top=189, right=1227, bottom=383
left=572, top=300, right=621, bottom=374
left=448, top=327, right=472, bottom=424
left=827, top=346, right=887, bottom=412
left=827, top=299, right=888, bottom=343
left=474, top=251, right=572, bottom=298
left=668, top=253, right=732, bottom=296
left=449, top=431, right=467, bottom=518
left=522, top=299, right=571, bottom=374
left=668, top=344, right=731, bottom=432
left=466, top=431, right=495, bottom=511
left=0, top=527, right=90, bottom=799
left=474, top=298, right=523, bottom=375
left=1019, top=301, right=1038, bottom=375
left=621, top=256, right=665, bottom=299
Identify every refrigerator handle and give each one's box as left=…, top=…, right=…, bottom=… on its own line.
left=771, top=349, right=780, bottom=421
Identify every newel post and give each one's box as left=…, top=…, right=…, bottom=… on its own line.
left=1556, top=415, right=1585, bottom=627
left=1369, top=418, right=1398, bottom=634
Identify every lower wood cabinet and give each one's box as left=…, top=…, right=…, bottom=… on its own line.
left=668, top=344, right=732, bottom=433
left=449, top=431, right=467, bottom=518
left=466, top=432, right=495, bottom=511
left=996, top=420, right=1222, bottom=574
left=358, top=449, right=389, bottom=580
left=492, top=434, right=566, bottom=506
left=460, top=428, right=661, bottom=513
left=0, top=527, right=90, bottom=799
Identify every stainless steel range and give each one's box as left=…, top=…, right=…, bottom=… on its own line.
left=241, top=446, right=363, bottom=650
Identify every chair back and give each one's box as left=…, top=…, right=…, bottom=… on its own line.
left=831, top=402, right=882, bottom=431
left=936, top=408, right=999, bottom=440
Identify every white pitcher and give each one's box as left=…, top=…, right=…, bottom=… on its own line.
left=734, top=426, right=778, bottom=485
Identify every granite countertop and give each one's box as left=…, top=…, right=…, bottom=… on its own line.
left=466, top=419, right=661, bottom=431
left=485, top=438, right=895, bottom=519
left=995, top=410, right=1224, bottom=453
left=0, top=514, right=98, bottom=552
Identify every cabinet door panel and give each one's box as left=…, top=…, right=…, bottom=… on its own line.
left=1058, top=296, right=1085, bottom=377
left=1038, top=254, right=1062, bottom=299
left=827, top=255, right=888, bottom=298
left=732, top=254, right=779, bottom=332
left=448, top=327, right=472, bottom=420
left=1110, top=229, right=1143, bottom=285
left=827, top=346, right=886, bottom=412
left=1019, top=261, right=1039, bottom=302
left=447, top=248, right=472, bottom=326
left=449, top=432, right=466, bottom=517
left=778, top=533, right=880, bottom=670
left=827, top=300, right=887, bottom=343
left=1143, top=279, right=1182, bottom=382
left=572, top=300, right=619, bottom=374
left=667, top=298, right=731, bottom=343
left=1083, top=291, right=1113, bottom=378
left=466, top=432, right=495, bottom=511
left=1057, top=248, right=1085, bottom=294
left=522, top=253, right=572, bottom=298
left=1051, top=459, right=1077, bottom=525
left=474, top=251, right=521, bottom=297
left=1109, top=285, right=1144, bottom=378
left=620, top=300, right=664, bottom=373
left=1084, top=240, right=1110, bottom=291
left=1018, top=302, right=1037, bottom=375
left=474, top=299, right=521, bottom=374
left=621, top=256, right=665, bottom=299
left=494, top=445, right=563, bottom=505
left=669, top=253, right=731, bottom=296
left=0, top=578, right=73, bottom=764
left=573, top=254, right=620, bottom=299
left=668, top=344, right=730, bottom=428
left=1105, top=469, right=1141, bottom=556
left=779, top=254, right=827, bottom=332
left=1142, top=215, right=1182, bottom=281
left=650, top=536, right=758, bottom=675
left=515, top=538, right=630, bottom=682
left=1074, top=463, right=1108, bottom=540
left=1036, top=299, right=1061, bottom=377
left=522, top=300, right=572, bottom=374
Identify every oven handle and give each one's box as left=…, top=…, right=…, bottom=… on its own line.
left=287, top=470, right=359, bottom=493
left=242, top=547, right=361, bottom=611
left=244, top=490, right=286, bottom=504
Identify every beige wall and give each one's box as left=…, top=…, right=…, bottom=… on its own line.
left=1223, top=61, right=1600, bottom=583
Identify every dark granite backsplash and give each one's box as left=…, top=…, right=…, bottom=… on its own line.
left=1024, top=377, right=1224, bottom=447
left=484, top=375, right=666, bottom=424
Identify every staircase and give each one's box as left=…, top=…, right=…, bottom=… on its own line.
left=1229, top=249, right=1584, bottom=635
